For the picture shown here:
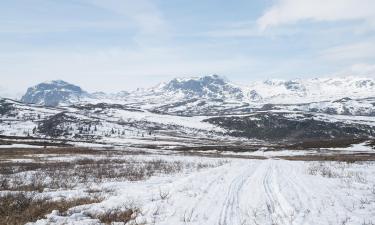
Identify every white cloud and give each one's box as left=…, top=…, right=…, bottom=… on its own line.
left=350, top=63, right=375, bottom=74
left=86, top=0, right=167, bottom=34
left=320, top=41, right=375, bottom=61
left=330, top=63, right=375, bottom=78
left=0, top=0, right=167, bottom=37
left=0, top=48, right=256, bottom=94
left=0, top=20, right=130, bottom=34
left=258, top=0, right=375, bottom=30
left=203, top=27, right=260, bottom=38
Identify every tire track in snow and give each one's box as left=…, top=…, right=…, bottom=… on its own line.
left=275, top=162, right=317, bottom=225
left=263, top=161, right=295, bottom=225
left=218, top=162, right=259, bottom=225
left=154, top=159, right=369, bottom=225
left=168, top=161, right=259, bottom=224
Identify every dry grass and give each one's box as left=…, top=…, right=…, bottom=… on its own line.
left=306, top=161, right=368, bottom=184
left=94, top=206, right=143, bottom=225
left=281, top=153, right=375, bottom=162
left=0, top=193, right=101, bottom=225
left=0, top=148, right=225, bottom=192
left=0, top=158, right=191, bottom=192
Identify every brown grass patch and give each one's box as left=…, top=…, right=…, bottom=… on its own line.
left=1, top=154, right=217, bottom=192
left=0, top=193, right=101, bottom=225
left=280, top=153, right=375, bottom=162
left=95, top=207, right=143, bottom=224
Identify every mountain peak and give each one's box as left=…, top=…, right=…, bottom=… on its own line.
left=44, top=80, right=71, bottom=86
left=162, top=75, right=243, bottom=100
left=21, top=80, right=86, bottom=106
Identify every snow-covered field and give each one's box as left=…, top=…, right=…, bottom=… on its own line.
left=35, top=159, right=375, bottom=225
left=1, top=149, right=373, bottom=225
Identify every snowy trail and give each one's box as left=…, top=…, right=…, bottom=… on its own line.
left=33, top=158, right=375, bottom=225
left=142, top=159, right=375, bottom=225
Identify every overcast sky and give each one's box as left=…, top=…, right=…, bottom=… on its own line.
left=1, top=0, right=375, bottom=97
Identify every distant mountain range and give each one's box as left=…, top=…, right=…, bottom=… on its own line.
left=20, top=75, right=375, bottom=107
left=1, top=74, right=375, bottom=144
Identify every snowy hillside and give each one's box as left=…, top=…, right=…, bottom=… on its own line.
left=0, top=98, right=235, bottom=149
left=2, top=96, right=375, bottom=146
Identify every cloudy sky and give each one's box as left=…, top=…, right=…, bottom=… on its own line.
left=1, top=0, right=375, bottom=96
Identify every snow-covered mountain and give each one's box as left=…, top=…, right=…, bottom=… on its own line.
left=21, top=75, right=375, bottom=107
left=19, top=75, right=375, bottom=117
left=244, top=76, right=375, bottom=103
left=160, top=74, right=243, bottom=100
left=21, top=80, right=89, bottom=106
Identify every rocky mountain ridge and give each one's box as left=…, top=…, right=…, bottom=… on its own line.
left=18, top=75, right=375, bottom=117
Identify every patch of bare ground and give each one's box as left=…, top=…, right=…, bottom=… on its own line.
left=0, top=147, right=151, bottom=163
left=286, top=138, right=368, bottom=150
left=0, top=147, right=110, bottom=157
left=174, top=145, right=263, bottom=153
left=367, top=140, right=375, bottom=149
left=180, top=151, right=267, bottom=160
left=280, top=153, right=375, bottom=162
left=0, top=192, right=101, bottom=225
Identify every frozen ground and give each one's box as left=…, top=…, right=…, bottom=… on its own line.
left=1, top=150, right=370, bottom=225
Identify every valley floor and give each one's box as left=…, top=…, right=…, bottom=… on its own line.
left=1, top=148, right=374, bottom=225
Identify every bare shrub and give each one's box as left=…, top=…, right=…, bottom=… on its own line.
left=0, top=193, right=100, bottom=225
left=307, top=162, right=339, bottom=178
left=159, top=189, right=170, bottom=201
left=181, top=208, right=194, bottom=223
left=1, top=152, right=223, bottom=192
left=307, top=162, right=368, bottom=183
left=359, top=198, right=371, bottom=209
left=341, top=216, right=351, bottom=225
left=0, top=176, right=9, bottom=190
left=89, top=204, right=143, bottom=225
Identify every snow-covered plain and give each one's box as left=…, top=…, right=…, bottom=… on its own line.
left=20, top=154, right=375, bottom=225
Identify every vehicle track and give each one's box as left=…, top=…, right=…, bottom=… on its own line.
left=218, top=162, right=259, bottom=225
